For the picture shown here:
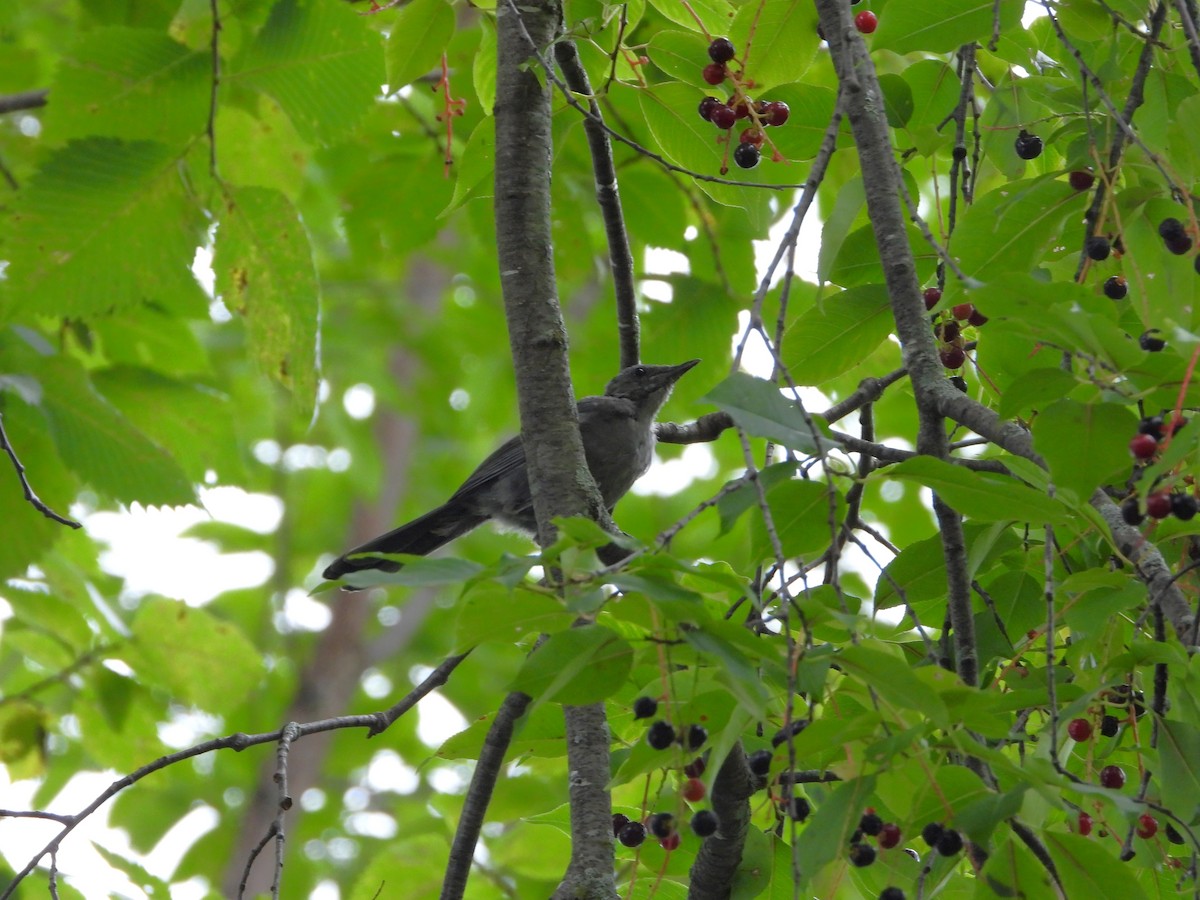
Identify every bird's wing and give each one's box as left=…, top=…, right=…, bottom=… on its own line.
left=448, top=434, right=528, bottom=499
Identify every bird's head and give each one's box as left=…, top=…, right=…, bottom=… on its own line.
left=603, top=359, right=700, bottom=415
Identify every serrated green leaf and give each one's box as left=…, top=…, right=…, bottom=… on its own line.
left=511, top=625, right=632, bottom=705
left=232, top=0, right=383, bottom=145
left=92, top=367, right=244, bottom=483
left=2, top=139, right=208, bottom=321
left=42, top=27, right=209, bottom=147
left=1158, top=719, right=1200, bottom=824
left=127, top=598, right=263, bottom=710
left=874, top=0, right=1024, bottom=54
left=33, top=356, right=195, bottom=506
left=952, top=178, right=1083, bottom=279
left=883, top=456, right=1071, bottom=525
left=781, top=284, right=895, bottom=384
left=214, top=184, right=319, bottom=408
left=728, top=1, right=820, bottom=93
left=751, top=478, right=845, bottom=561
left=385, top=0, right=455, bottom=91
left=1043, top=832, right=1148, bottom=900
left=998, top=368, right=1079, bottom=419
left=703, top=373, right=828, bottom=453
left=455, top=586, right=574, bottom=652
left=1033, top=399, right=1137, bottom=502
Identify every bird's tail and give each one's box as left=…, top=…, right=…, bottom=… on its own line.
left=323, top=501, right=486, bottom=583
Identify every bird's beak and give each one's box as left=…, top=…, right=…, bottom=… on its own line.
left=670, top=359, right=701, bottom=380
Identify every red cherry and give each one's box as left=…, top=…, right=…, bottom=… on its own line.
left=923, top=287, right=942, bottom=310
left=1136, top=813, right=1158, bottom=838
left=967, top=309, right=988, bottom=327
left=855, top=10, right=878, bottom=33
left=940, top=346, right=966, bottom=370
left=877, top=822, right=901, bottom=849
left=1100, top=764, right=1126, bottom=789
left=1129, top=433, right=1157, bottom=460
left=1077, top=812, right=1093, bottom=835
left=660, top=832, right=681, bottom=851
left=709, top=104, right=736, bottom=129
left=682, top=778, right=706, bottom=802
left=702, top=63, right=726, bottom=86
left=1146, top=492, right=1172, bottom=519
left=1067, top=718, right=1093, bottom=741
left=739, top=127, right=765, bottom=146
left=952, top=303, right=974, bottom=320
left=761, top=101, right=790, bottom=126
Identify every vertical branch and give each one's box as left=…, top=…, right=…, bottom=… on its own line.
left=553, top=40, right=640, bottom=369
left=495, top=5, right=617, bottom=899
left=208, top=0, right=221, bottom=180
left=495, top=0, right=607, bottom=544
left=814, top=0, right=977, bottom=690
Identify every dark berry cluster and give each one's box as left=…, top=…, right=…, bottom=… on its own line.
left=836, top=808, right=904, bottom=869
left=1121, top=413, right=1194, bottom=524
left=1066, top=684, right=1147, bottom=749
left=928, top=295, right=987, bottom=371
left=694, top=38, right=791, bottom=171
left=1159, top=217, right=1193, bottom=256
left=921, top=821, right=964, bottom=856
left=623, top=696, right=721, bottom=851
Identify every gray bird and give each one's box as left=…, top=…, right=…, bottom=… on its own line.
left=323, top=359, right=699, bottom=585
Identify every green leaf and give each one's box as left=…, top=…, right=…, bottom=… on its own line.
left=1043, top=832, right=1149, bottom=900
left=750, top=478, right=846, bottom=562
left=42, top=28, right=209, bottom=147
left=979, top=836, right=1058, bottom=900
left=997, top=368, right=1079, bottom=419
left=33, top=356, right=195, bottom=506
left=878, top=73, right=914, bottom=127
left=472, top=16, right=497, bottom=114
left=442, top=117, right=495, bottom=216
left=874, top=532, right=948, bottom=609
left=455, top=587, right=574, bottom=651
left=781, top=284, right=895, bottom=384
left=703, top=373, right=830, bottom=453
left=214, top=184, right=319, bottom=408
left=874, top=0, right=1023, bottom=54
left=0, top=400, right=76, bottom=578
left=232, top=0, right=383, bottom=145
left=385, top=0, right=455, bottom=91
left=883, top=456, right=1072, bottom=525
left=728, top=1, right=820, bottom=93
left=92, top=367, right=244, bottom=483
left=1033, top=400, right=1138, bottom=502
left=644, top=0, right=734, bottom=35
left=1158, top=719, right=1200, bottom=824
left=715, top=462, right=798, bottom=535
left=796, top=776, right=876, bottom=882
left=951, top=178, right=1083, bottom=280
left=511, top=625, right=633, bottom=705
left=837, top=644, right=949, bottom=721
left=2, top=139, right=208, bottom=320
left=127, top=598, right=263, bottom=710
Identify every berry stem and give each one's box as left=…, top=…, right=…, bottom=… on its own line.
left=678, top=1, right=714, bottom=42
left=1164, top=344, right=1200, bottom=455
left=435, top=53, right=467, bottom=178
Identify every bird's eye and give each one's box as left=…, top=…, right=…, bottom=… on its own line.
left=635, top=366, right=646, bottom=376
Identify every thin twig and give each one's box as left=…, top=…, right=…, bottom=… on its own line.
left=0, top=413, right=81, bottom=528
